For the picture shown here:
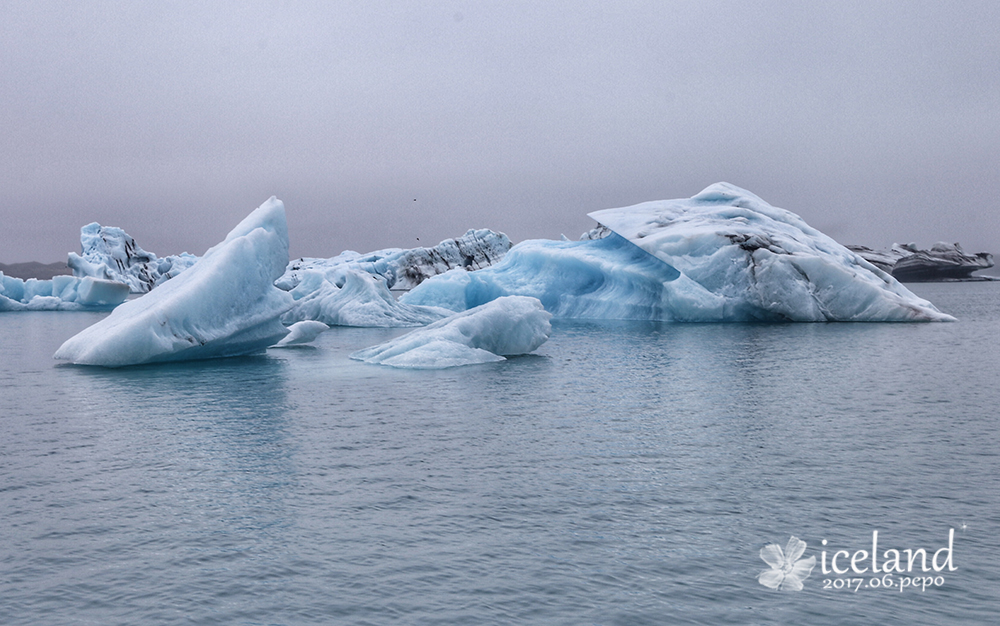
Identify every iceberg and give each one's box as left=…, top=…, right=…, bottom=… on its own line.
left=847, top=242, right=995, bottom=281
left=276, top=228, right=511, bottom=292
left=403, top=183, right=954, bottom=322
left=272, top=320, right=329, bottom=347
left=351, top=296, right=552, bottom=369
left=281, top=268, right=451, bottom=327
left=0, top=273, right=129, bottom=311
left=0, top=274, right=129, bottom=311
left=54, top=197, right=294, bottom=367
left=68, top=223, right=198, bottom=293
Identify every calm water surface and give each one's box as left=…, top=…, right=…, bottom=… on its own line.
left=1, top=282, right=998, bottom=625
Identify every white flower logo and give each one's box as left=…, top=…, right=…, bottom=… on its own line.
left=758, top=536, right=816, bottom=591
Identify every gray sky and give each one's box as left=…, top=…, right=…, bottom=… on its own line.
left=3, top=0, right=999, bottom=263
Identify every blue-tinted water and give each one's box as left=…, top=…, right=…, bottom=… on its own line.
left=1, top=282, right=998, bottom=625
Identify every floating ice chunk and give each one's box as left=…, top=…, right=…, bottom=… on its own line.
left=282, top=268, right=451, bottom=327
left=68, top=223, right=198, bottom=293
left=351, top=296, right=552, bottom=369
left=54, top=197, right=294, bottom=367
left=404, top=183, right=954, bottom=322
left=272, top=320, right=329, bottom=347
left=0, top=272, right=129, bottom=311
left=76, top=276, right=132, bottom=306
left=277, top=229, right=511, bottom=291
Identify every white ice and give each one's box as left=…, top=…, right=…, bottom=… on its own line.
left=272, top=320, right=329, bottom=347
left=277, top=228, right=511, bottom=292
left=0, top=273, right=129, bottom=311
left=54, top=197, right=294, bottom=367
left=350, top=295, right=552, bottom=369
left=403, top=183, right=954, bottom=322
left=68, top=223, right=198, bottom=293
left=281, top=268, right=452, bottom=327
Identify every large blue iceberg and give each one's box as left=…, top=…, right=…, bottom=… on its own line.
left=402, top=183, right=954, bottom=322
left=54, top=198, right=294, bottom=367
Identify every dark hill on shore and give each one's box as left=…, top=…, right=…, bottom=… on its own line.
left=0, top=262, right=72, bottom=280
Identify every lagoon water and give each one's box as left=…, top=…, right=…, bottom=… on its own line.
left=2, top=282, right=998, bottom=625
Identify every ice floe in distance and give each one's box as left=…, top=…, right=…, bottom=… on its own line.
left=0, top=273, right=129, bottom=311
left=847, top=242, right=994, bottom=281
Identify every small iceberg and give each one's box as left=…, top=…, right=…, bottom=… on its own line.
left=0, top=273, right=129, bottom=311
left=271, top=320, right=329, bottom=347
left=350, top=296, right=552, bottom=369
left=403, top=183, right=954, bottom=322
left=54, top=197, right=294, bottom=367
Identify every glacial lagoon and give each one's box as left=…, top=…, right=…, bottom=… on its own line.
left=1, top=282, right=998, bottom=625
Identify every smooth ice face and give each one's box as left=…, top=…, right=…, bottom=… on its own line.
left=54, top=197, right=294, bottom=367
left=68, top=222, right=198, bottom=293
left=404, top=183, right=954, bottom=322
left=282, top=268, right=451, bottom=327
left=350, top=295, right=552, bottom=369
left=0, top=273, right=129, bottom=311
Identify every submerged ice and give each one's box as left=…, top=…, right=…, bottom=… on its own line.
left=404, top=183, right=954, bottom=322
left=351, top=296, right=552, bottom=369
left=54, top=197, right=294, bottom=367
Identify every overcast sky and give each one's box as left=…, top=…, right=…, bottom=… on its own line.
left=3, top=1, right=999, bottom=263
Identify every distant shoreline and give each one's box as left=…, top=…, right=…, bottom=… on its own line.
left=2, top=259, right=998, bottom=283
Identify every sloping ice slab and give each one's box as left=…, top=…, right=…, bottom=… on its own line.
left=54, top=197, right=294, bottom=367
